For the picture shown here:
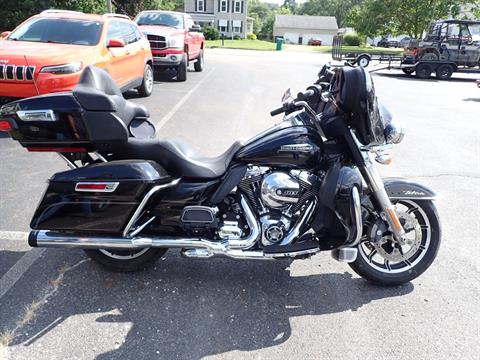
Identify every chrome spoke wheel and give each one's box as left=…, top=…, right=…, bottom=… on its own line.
left=358, top=200, right=431, bottom=274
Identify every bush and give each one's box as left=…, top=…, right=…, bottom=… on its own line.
left=247, top=33, right=257, bottom=40
left=233, top=35, right=241, bottom=40
left=203, top=26, right=220, bottom=40
left=343, top=34, right=362, bottom=46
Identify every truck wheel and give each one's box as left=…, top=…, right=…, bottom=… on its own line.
left=137, top=63, right=154, bottom=97
left=402, top=67, right=415, bottom=75
left=85, top=248, right=167, bottom=272
left=415, top=63, right=433, bottom=79
left=177, top=53, right=188, bottom=82
left=356, top=55, right=370, bottom=67
left=194, top=49, right=204, bottom=72
left=435, top=64, right=454, bottom=80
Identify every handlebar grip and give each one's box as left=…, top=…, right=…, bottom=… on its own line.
left=296, top=89, right=315, bottom=101
left=270, top=107, right=285, bottom=116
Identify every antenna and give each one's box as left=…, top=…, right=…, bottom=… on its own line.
left=24, top=55, right=40, bottom=96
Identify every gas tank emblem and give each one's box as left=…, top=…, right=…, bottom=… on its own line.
left=279, top=144, right=313, bottom=153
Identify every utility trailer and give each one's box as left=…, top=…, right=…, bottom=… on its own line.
left=331, top=35, right=403, bottom=68
left=332, top=19, right=480, bottom=80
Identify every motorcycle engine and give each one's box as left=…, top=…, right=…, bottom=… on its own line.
left=238, top=167, right=320, bottom=246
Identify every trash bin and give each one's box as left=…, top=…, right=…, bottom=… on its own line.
left=276, top=38, right=284, bottom=51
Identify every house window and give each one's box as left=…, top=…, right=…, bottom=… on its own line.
left=219, top=19, right=228, bottom=33
left=234, top=1, right=241, bottom=13
left=220, top=0, right=227, bottom=12
left=197, top=0, right=205, bottom=12
left=233, top=20, right=241, bottom=33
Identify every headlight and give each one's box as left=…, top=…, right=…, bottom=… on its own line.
left=167, top=35, right=184, bottom=49
left=40, top=62, right=83, bottom=74
left=384, top=122, right=405, bottom=144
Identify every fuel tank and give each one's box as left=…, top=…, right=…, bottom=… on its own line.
left=235, top=120, right=323, bottom=169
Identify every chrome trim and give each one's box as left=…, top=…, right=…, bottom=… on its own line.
left=123, top=178, right=180, bottom=238
left=278, top=200, right=316, bottom=246
left=93, top=152, right=108, bottom=163
left=331, top=248, right=358, bottom=263
left=351, top=186, right=362, bottom=246
left=57, top=153, right=77, bottom=169
left=128, top=216, right=156, bottom=238
left=75, top=182, right=119, bottom=193
left=17, top=109, right=56, bottom=122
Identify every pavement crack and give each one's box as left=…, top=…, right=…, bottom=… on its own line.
left=411, top=173, right=480, bottom=180
left=0, top=258, right=90, bottom=355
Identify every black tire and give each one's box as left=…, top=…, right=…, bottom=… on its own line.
left=420, top=52, right=439, bottom=61
left=435, top=64, right=454, bottom=80
left=349, top=200, right=441, bottom=286
left=177, top=53, right=188, bottom=82
left=194, top=49, right=204, bottom=72
left=356, top=54, right=370, bottom=68
left=402, top=67, right=415, bottom=75
left=85, top=248, right=167, bottom=272
left=415, top=63, right=433, bottom=79
left=137, top=63, right=154, bottom=97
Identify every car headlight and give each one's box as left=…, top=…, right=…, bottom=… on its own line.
left=167, top=35, right=184, bottom=49
left=384, top=121, right=405, bottom=144
left=40, top=62, right=83, bottom=75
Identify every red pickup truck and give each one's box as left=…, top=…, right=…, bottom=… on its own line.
left=135, top=11, right=204, bottom=82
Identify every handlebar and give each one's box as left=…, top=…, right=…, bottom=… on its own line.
left=270, top=106, right=285, bottom=116
left=270, top=87, right=320, bottom=117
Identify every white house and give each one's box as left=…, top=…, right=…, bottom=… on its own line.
left=273, top=15, right=338, bottom=45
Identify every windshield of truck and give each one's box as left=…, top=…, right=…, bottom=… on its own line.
left=136, top=12, right=183, bottom=29
left=8, top=17, right=103, bottom=45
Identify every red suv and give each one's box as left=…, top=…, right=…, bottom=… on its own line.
left=135, top=11, right=204, bottom=82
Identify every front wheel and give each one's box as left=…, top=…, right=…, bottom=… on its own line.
left=176, top=53, right=188, bottom=82
left=350, top=200, right=441, bottom=286
left=85, top=248, right=167, bottom=272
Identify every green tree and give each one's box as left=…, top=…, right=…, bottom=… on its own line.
left=348, top=0, right=476, bottom=39
left=298, top=0, right=363, bottom=28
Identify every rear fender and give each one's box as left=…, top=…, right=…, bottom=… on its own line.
left=383, top=177, right=437, bottom=200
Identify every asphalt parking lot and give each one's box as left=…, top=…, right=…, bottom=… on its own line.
left=1, top=48, right=479, bottom=360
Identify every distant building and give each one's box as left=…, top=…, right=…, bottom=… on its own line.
left=184, top=0, right=252, bottom=39
left=273, top=15, right=338, bottom=45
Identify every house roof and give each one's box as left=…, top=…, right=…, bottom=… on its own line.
left=274, top=15, right=338, bottom=30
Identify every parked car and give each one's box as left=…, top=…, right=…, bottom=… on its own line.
left=0, top=10, right=154, bottom=100
left=307, top=38, right=322, bottom=46
left=135, top=11, right=204, bottom=82
left=377, top=38, right=399, bottom=48
left=398, top=36, right=412, bottom=48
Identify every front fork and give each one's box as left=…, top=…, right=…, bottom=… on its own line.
left=359, top=159, right=407, bottom=245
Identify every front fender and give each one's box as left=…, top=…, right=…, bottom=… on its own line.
left=383, top=177, right=437, bottom=200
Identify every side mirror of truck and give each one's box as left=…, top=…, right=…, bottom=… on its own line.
left=189, top=25, right=201, bottom=32
left=1, top=31, right=11, bottom=38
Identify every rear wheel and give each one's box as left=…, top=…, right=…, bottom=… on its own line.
left=402, top=67, right=415, bottom=75
left=194, top=49, right=204, bottom=72
left=350, top=200, right=441, bottom=286
left=177, top=53, right=188, bottom=82
left=85, top=248, right=167, bottom=272
left=137, top=63, right=154, bottom=97
left=435, top=64, right=454, bottom=80
left=415, top=63, right=433, bottom=79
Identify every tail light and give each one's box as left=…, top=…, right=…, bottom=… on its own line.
left=0, top=120, right=12, bottom=132
left=75, top=182, right=119, bottom=192
left=412, top=48, right=418, bottom=56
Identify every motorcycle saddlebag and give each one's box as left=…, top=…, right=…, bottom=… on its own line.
left=30, top=160, right=171, bottom=234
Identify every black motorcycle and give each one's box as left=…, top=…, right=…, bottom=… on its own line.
left=0, top=64, right=441, bottom=285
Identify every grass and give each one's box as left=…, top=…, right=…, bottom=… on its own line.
left=205, top=39, right=276, bottom=51
left=315, top=45, right=403, bottom=55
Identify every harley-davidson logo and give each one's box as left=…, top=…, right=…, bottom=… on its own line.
left=279, top=144, right=313, bottom=153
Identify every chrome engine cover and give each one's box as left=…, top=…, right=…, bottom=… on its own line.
left=260, top=172, right=300, bottom=209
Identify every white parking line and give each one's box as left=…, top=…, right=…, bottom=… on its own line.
left=0, top=231, right=29, bottom=242
left=0, top=248, right=45, bottom=299
left=155, top=68, right=215, bottom=131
